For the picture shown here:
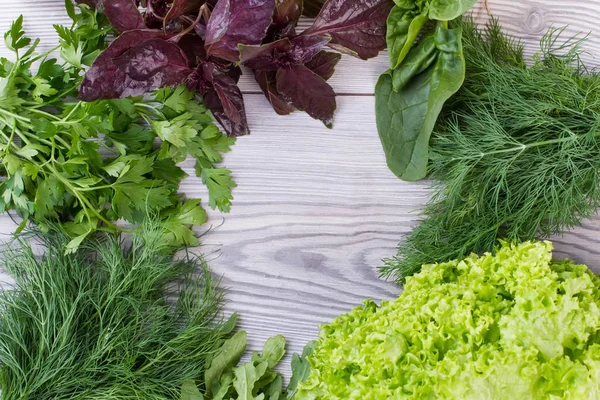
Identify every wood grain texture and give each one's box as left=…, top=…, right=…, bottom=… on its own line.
left=2, top=0, right=600, bottom=381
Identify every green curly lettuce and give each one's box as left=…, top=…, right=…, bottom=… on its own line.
left=297, top=241, right=600, bottom=399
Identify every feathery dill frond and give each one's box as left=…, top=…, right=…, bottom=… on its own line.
left=0, top=221, right=226, bottom=399
left=382, top=18, right=600, bottom=283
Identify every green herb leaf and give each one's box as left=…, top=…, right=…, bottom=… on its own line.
left=181, top=380, right=204, bottom=400
left=0, top=13, right=235, bottom=252
left=375, top=26, right=465, bottom=181
left=286, top=341, right=315, bottom=399
left=152, top=114, right=199, bottom=147
left=4, top=16, right=31, bottom=52
left=161, top=199, right=208, bottom=247
left=429, top=0, right=477, bottom=20
left=392, top=34, right=438, bottom=91
left=65, top=231, right=91, bottom=254
left=386, top=4, right=429, bottom=69
left=160, top=86, right=196, bottom=113
left=233, top=360, right=269, bottom=400
left=205, top=331, right=248, bottom=396
left=254, top=335, right=286, bottom=369
left=198, top=167, right=236, bottom=212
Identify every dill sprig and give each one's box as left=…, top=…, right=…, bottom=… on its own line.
left=0, top=222, right=227, bottom=399
left=381, top=18, right=600, bottom=283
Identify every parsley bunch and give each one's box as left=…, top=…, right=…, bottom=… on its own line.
left=0, top=3, right=236, bottom=250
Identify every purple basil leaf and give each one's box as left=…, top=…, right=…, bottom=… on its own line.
left=80, top=30, right=174, bottom=100
left=112, top=38, right=191, bottom=83
left=288, top=35, right=330, bottom=64
left=177, top=34, right=208, bottom=65
left=302, top=0, right=325, bottom=17
left=189, top=62, right=249, bottom=136
left=268, top=0, right=302, bottom=39
left=204, top=0, right=275, bottom=62
left=302, top=0, right=393, bottom=60
left=144, top=0, right=171, bottom=26
left=104, top=0, right=146, bottom=33
left=305, top=50, right=341, bottom=80
left=215, top=60, right=243, bottom=83
left=254, top=69, right=296, bottom=115
left=239, top=35, right=329, bottom=70
left=165, top=0, right=206, bottom=21
left=276, top=64, right=336, bottom=127
left=239, top=39, right=292, bottom=70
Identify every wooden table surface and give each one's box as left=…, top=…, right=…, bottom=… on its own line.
left=2, top=0, right=600, bottom=377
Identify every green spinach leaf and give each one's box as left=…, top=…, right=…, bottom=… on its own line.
left=386, top=2, right=429, bottom=68
left=429, top=0, right=478, bottom=20
left=392, top=33, right=438, bottom=91
left=376, top=26, right=465, bottom=181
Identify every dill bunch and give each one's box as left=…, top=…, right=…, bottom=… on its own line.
left=382, top=18, right=600, bottom=283
left=0, top=222, right=228, bottom=399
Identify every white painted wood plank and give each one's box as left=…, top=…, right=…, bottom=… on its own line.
left=1, top=0, right=599, bottom=96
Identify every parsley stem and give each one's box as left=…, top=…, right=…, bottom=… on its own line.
left=0, top=108, right=30, bottom=123
left=29, top=45, right=60, bottom=63
left=13, top=128, right=32, bottom=146
left=48, top=165, right=126, bottom=232
left=54, top=136, right=71, bottom=148
left=1, top=128, right=19, bottom=152
left=77, top=184, right=118, bottom=192
left=135, top=102, right=164, bottom=117
left=49, top=85, right=79, bottom=102
left=28, top=108, right=61, bottom=121
left=61, top=101, right=82, bottom=122
left=18, top=130, right=52, bottom=146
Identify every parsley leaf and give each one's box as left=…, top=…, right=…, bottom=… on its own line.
left=4, top=16, right=31, bottom=53
left=199, top=167, right=236, bottom=213
left=0, top=12, right=236, bottom=251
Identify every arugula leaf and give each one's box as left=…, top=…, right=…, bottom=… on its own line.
left=233, top=360, right=269, bottom=400
left=205, top=331, right=248, bottom=396
left=286, top=341, right=315, bottom=399
left=252, top=336, right=286, bottom=370
left=181, top=380, right=205, bottom=400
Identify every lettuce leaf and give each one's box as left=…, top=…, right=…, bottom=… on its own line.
left=297, top=241, right=600, bottom=399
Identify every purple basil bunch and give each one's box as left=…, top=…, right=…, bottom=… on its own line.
left=78, top=0, right=393, bottom=135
